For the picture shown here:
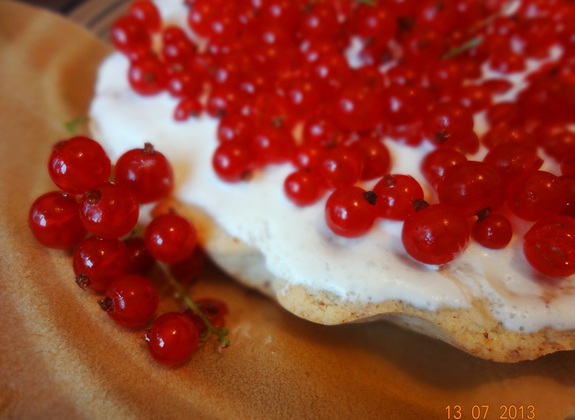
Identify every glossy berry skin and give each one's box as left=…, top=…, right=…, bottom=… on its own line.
left=79, top=182, right=139, bottom=239
left=472, top=213, right=513, bottom=249
left=144, top=213, right=198, bottom=264
left=350, top=137, right=391, bottom=181
left=115, top=143, right=174, bottom=204
left=373, top=174, right=424, bottom=221
left=28, top=191, right=87, bottom=249
left=283, top=169, right=325, bottom=206
left=523, top=216, right=575, bottom=277
left=420, top=148, right=467, bottom=190
left=128, top=55, right=167, bottom=95
left=99, top=274, right=159, bottom=328
left=506, top=171, right=567, bottom=221
left=73, top=237, right=132, bottom=292
left=145, top=312, right=200, bottom=367
left=48, top=136, right=112, bottom=195
left=317, top=147, right=363, bottom=190
left=212, top=140, right=254, bottom=182
left=437, top=161, right=505, bottom=217
left=110, top=15, right=151, bottom=59
left=128, top=0, right=161, bottom=33
left=325, top=186, right=377, bottom=237
left=402, top=203, right=470, bottom=265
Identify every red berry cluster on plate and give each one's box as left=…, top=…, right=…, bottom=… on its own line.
left=28, top=135, right=229, bottom=367
left=109, top=0, right=575, bottom=278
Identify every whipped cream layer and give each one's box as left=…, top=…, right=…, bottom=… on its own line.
left=90, top=1, right=575, bottom=333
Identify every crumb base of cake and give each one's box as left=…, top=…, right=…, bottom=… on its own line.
left=157, top=199, right=575, bottom=363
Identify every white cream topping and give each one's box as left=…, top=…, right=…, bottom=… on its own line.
left=89, top=0, right=575, bottom=333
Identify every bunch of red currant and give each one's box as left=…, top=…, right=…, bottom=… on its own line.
left=28, top=135, right=229, bottom=367
left=110, top=0, right=575, bottom=278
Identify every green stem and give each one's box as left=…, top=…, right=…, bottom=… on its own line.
left=165, top=269, right=230, bottom=348
left=64, top=115, right=89, bottom=136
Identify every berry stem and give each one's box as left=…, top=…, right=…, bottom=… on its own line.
left=64, top=115, right=89, bottom=136
left=162, top=264, right=230, bottom=348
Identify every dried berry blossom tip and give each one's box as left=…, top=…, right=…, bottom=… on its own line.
left=143, top=142, right=156, bottom=155
left=85, top=189, right=101, bottom=204
left=75, top=274, right=91, bottom=289
left=98, top=297, right=114, bottom=312
left=475, top=207, right=492, bottom=222
left=363, top=191, right=378, bottom=206
left=413, top=199, right=430, bottom=212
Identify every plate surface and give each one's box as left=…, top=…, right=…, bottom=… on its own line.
left=1, top=2, right=575, bottom=419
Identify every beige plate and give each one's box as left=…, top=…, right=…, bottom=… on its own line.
left=1, top=2, right=574, bottom=419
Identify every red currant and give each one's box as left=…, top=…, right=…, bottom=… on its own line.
left=523, top=216, right=575, bottom=277
left=212, top=140, right=255, bottom=182
left=48, top=136, right=111, bottom=195
left=79, top=182, right=139, bottom=239
left=124, top=236, right=156, bottom=274
left=144, top=213, right=198, bottom=264
left=283, top=169, right=325, bottom=206
left=128, top=0, right=161, bottom=33
left=128, top=54, right=167, bottom=96
left=349, top=136, right=391, bottom=181
left=110, top=15, right=152, bottom=59
left=145, top=312, right=200, bottom=366
left=437, top=161, right=505, bottom=217
left=506, top=171, right=567, bottom=221
left=115, top=143, right=174, bottom=204
left=402, top=202, right=470, bottom=265
left=28, top=191, right=87, bottom=249
left=373, top=174, right=424, bottom=221
left=317, top=146, right=363, bottom=190
left=99, top=274, right=159, bottom=328
left=420, top=148, right=467, bottom=190
left=472, top=211, right=513, bottom=249
left=73, top=237, right=132, bottom=292
left=325, top=186, right=377, bottom=237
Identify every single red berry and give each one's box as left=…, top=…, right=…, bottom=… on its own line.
left=437, top=161, right=505, bottom=217
left=402, top=202, right=470, bottom=265
left=334, top=78, right=384, bottom=132
left=506, top=171, right=567, bottom=221
left=144, top=213, right=198, bottom=264
left=124, top=236, right=156, bottom=274
left=99, top=274, right=159, bottom=328
left=145, top=312, right=200, bottom=366
left=349, top=137, right=391, bottom=181
left=317, top=146, right=363, bottom=190
left=115, top=142, right=174, bottom=204
left=28, top=191, right=87, bottom=249
left=128, top=54, right=167, bottom=95
left=483, top=143, right=543, bottom=189
left=212, top=140, right=255, bottom=182
left=128, top=0, right=161, bottom=32
left=283, top=169, right=325, bottom=206
left=48, top=136, right=111, bottom=195
left=420, top=148, right=467, bottom=190
left=523, top=215, right=575, bottom=277
left=79, top=182, right=139, bottom=238
left=110, top=15, right=152, bottom=59
left=472, top=211, right=513, bottom=249
left=73, top=237, right=132, bottom=292
left=373, top=174, right=424, bottom=221
left=325, top=186, right=377, bottom=237
left=173, top=96, right=203, bottom=121
left=162, top=26, right=198, bottom=64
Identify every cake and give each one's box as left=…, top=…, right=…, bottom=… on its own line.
left=89, top=0, right=575, bottom=362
